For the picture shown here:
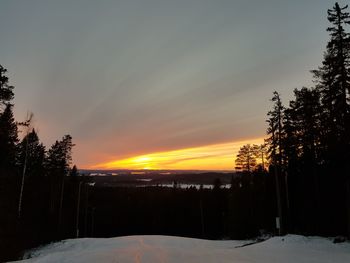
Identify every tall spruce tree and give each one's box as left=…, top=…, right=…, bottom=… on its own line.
left=312, top=2, right=350, bottom=167
left=266, top=91, right=285, bottom=167
left=281, top=87, right=322, bottom=181
left=311, top=3, right=350, bottom=237
left=45, top=134, right=74, bottom=228
left=0, top=104, right=18, bottom=174
left=285, top=87, right=323, bottom=233
left=281, top=107, right=299, bottom=174
left=46, top=135, right=74, bottom=177
left=0, top=65, right=17, bottom=174
left=17, top=129, right=46, bottom=177
left=288, top=88, right=322, bottom=167
left=266, top=91, right=285, bottom=235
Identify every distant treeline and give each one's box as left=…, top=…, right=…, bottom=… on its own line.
left=90, top=173, right=276, bottom=239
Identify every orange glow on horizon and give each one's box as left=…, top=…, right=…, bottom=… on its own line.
left=91, top=137, right=266, bottom=170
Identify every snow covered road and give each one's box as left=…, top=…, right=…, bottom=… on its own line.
left=15, top=235, right=350, bottom=263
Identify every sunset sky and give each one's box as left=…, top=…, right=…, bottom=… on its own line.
left=0, top=0, right=339, bottom=170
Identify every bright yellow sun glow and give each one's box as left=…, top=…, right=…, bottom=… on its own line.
left=91, top=137, right=266, bottom=170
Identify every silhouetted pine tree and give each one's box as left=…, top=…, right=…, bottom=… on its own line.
left=266, top=91, right=285, bottom=235
left=0, top=104, right=18, bottom=174
left=46, top=135, right=74, bottom=176
left=69, top=164, right=79, bottom=183
left=312, top=2, right=350, bottom=167
left=281, top=107, right=299, bottom=174
left=0, top=65, right=14, bottom=109
left=235, top=144, right=257, bottom=172
left=45, top=134, right=74, bottom=235
left=252, top=144, right=268, bottom=171
left=266, top=91, right=285, bottom=167
left=17, top=129, right=46, bottom=177
left=283, top=87, right=323, bottom=233
left=289, top=88, right=322, bottom=167
left=0, top=65, right=17, bottom=175
left=311, top=2, right=350, bottom=236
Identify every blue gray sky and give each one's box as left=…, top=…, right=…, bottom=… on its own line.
left=0, top=0, right=341, bottom=167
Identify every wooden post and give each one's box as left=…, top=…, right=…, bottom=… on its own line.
left=274, top=165, right=283, bottom=235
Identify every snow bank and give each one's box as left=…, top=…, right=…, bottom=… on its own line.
left=14, top=235, right=350, bottom=263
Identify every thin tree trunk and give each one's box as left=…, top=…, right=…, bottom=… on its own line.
left=58, top=174, right=65, bottom=237
left=18, top=130, right=29, bottom=219
left=199, top=200, right=205, bottom=238
left=347, top=180, right=350, bottom=239
left=84, top=185, right=89, bottom=237
left=76, top=181, right=83, bottom=238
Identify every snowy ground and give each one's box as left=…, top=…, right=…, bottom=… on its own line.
left=14, top=235, right=350, bottom=263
